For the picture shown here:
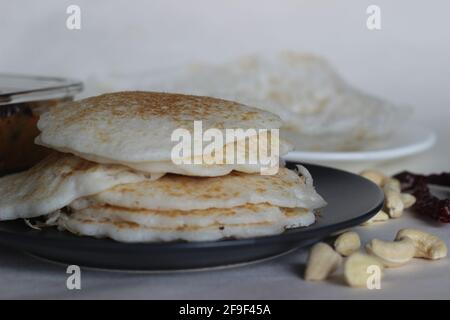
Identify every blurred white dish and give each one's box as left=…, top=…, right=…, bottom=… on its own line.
left=84, top=54, right=432, bottom=171
left=85, top=53, right=406, bottom=152
left=283, top=125, right=436, bottom=169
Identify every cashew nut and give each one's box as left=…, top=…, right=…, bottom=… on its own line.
left=383, top=178, right=404, bottom=218
left=365, top=238, right=416, bottom=267
left=344, top=252, right=384, bottom=288
left=360, top=169, right=387, bottom=186
left=395, top=229, right=448, bottom=260
left=334, top=231, right=361, bottom=256
left=401, top=193, right=416, bottom=209
left=384, top=177, right=401, bottom=192
left=362, top=210, right=390, bottom=226
left=304, top=242, right=343, bottom=281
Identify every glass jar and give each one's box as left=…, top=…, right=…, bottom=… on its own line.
left=0, top=74, right=83, bottom=175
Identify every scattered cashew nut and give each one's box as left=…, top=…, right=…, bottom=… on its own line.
left=395, top=229, right=448, bottom=260
left=344, top=252, right=384, bottom=288
left=360, top=170, right=417, bottom=220
left=383, top=178, right=404, bottom=218
left=366, top=238, right=416, bottom=267
left=400, top=193, right=416, bottom=209
left=304, top=242, right=343, bottom=281
left=362, top=210, right=390, bottom=226
left=334, top=231, right=361, bottom=256
left=360, top=169, right=387, bottom=186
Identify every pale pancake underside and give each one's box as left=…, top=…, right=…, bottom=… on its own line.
left=57, top=204, right=316, bottom=242
left=0, top=153, right=150, bottom=221
left=58, top=135, right=292, bottom=176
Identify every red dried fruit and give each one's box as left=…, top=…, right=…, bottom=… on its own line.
left=394, top=171, right=450, bottom=223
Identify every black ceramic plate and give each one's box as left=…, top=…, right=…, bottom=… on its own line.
left=0, top=162, right=384, bottom=271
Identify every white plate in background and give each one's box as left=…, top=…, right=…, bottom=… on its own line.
left=283, top=125, right=436, bottom=170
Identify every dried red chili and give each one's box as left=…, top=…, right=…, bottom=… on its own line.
left=394, top=171, right=450, bottom=223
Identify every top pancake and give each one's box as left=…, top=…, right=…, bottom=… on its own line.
left=36, top=91, right=282, bottom=163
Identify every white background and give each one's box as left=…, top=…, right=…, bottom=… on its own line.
left=0, top=0, right=449, bottom=299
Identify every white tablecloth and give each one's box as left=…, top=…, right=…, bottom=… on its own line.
left=1, top=214, right=449, bottom=299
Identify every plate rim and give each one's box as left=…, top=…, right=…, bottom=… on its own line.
left=284, top=126, right=436, bottom=162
